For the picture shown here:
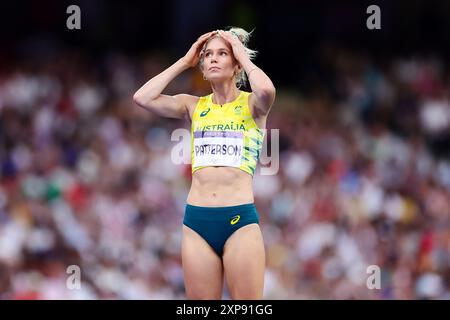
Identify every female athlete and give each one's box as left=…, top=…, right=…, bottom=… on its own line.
left=133, top=27, right=276, bottom=299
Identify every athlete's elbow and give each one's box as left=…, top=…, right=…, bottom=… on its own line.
left=133, top=92, right=155, bottom=111
left=133, top=92, right=145, bottom=107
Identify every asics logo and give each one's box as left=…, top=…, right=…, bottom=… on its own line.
left=200, top=108, right=210, bottom=117
left=230, top=215, right=240, bottom=225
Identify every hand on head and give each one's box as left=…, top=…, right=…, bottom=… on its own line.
left=182, top=30, right=218, bottom=68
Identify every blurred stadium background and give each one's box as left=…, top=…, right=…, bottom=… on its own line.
left=0, top=0, right=449, bottom=299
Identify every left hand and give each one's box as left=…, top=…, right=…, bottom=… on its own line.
left=218, top=30, right=248, bottom=63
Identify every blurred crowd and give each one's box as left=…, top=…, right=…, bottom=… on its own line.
left=0, top=47, right=449, bottom=299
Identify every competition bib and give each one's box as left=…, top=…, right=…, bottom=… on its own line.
left=193, top=131, right=244, bottom=168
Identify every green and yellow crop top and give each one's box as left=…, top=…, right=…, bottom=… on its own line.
left=190, top=90, right=264, bottom=176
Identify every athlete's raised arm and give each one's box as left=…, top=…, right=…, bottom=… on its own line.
left=219, top=30, right=276, bottom=117
left=133, top=31, right=217, bottom=119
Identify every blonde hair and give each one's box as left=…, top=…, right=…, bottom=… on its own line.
left=200, top=27, right=258, bottom=88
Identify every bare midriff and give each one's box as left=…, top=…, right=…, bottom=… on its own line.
left=187, top=166, right=254, bottom=207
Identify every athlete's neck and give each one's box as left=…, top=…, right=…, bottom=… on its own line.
left=210, top=82, right=240, bottom=105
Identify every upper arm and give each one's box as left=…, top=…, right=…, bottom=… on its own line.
left=249, top=87, right=276, bottom=118
left=133, top=93, right=197, bottom=120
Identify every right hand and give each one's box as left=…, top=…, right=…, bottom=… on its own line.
left=181, top=31, right=217, bottom=68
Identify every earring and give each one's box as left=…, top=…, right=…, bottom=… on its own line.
left=203, top=75, right=207, bottom=80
